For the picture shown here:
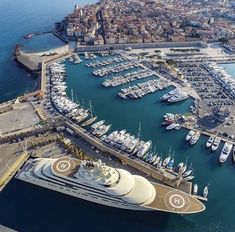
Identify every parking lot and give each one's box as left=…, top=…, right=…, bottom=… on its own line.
left=178, top=62, right=234, bottom=108
left=0, top=102, right=40, bottom=134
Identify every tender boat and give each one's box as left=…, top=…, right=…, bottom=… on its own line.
left=219, top=142, right=233, bottom=163
left=203, top=186, right=208, bottom=198
left=166, top=123, right=179, bottom=130
left=211, top=137, right=221, bottom=151
left=186, top=130, right=195, bottom=141
left=190, top=132, right=200, bottom=145
left=193, top=184, right=198, bottom=195
left=182, top=169, right=193, bottom=178
left=206, top=136, right=215, bottom=148
left=184, top=175, right=194, bottom=181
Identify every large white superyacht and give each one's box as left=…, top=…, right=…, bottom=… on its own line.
left=16, top=157, right=205, bottom=214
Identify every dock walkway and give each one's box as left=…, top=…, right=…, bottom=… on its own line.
left=65, top=121, right=193, bottom=194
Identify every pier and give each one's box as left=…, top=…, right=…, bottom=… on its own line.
left=65, top=121, right=194, bottom=195
left=0, top=152, right=29, bottom=192
left=14, top=44, right=71, bottom=72
left=118, top=78, right=170, bottom=99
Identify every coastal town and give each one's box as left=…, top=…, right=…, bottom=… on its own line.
left=2, top=0, right=235, bottom=226
left=56, top=0, right=235, bottom=49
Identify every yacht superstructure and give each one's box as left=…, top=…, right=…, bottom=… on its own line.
left=16, top=157, right=205, bottom=214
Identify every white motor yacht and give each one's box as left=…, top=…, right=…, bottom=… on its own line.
left=219, top=142, right=233, bottom=163
left=206, top=136, right=215, bottom=148
left=190, top=132, right=200, bottom=145
left=186, top=130, right=195, bottom=141
left=211, top=137, right=221, bottom=151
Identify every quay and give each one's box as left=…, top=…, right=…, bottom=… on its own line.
left=0, top=152, right=29, bottom=192
left=65, top=121, right=194, bottom=195
left=14, top=44, right=71, bottom=73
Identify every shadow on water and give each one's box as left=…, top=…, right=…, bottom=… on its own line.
left=0, top=179, right=197, bottom=232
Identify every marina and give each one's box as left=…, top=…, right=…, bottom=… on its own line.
left=35, top=53, right=219, bottom=206
left=2, top=0, right=235, bottom=231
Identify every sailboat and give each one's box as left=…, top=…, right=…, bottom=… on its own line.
left=162, top=148, right=172, bottom=167
left=81, top=101, right=97, bottom=127
left=182, top=163, right=193, bottom=177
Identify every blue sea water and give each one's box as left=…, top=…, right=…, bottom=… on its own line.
left=220, top=63, right=235, bottom=80
left=1, top=1, right=235, bottom=232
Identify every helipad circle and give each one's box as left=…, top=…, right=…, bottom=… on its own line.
left=52, top=158, right=76, bottom=175
left=56, top=160, right=71, bottom=172
left=169, top=194, right=185, bottom=209
left=164, top=189, right=190, bottom=212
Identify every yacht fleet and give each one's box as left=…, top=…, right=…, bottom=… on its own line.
left=103, top=69, right=156, bottom=87
left=93, top=61, right=139, bottom=77
left=48, top=61, right=94, bottom=126
left=161, top=88, right=189, bottom=103
left=118, top=79, right=170, bottom=99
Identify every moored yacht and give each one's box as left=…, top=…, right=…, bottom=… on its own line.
left=189, top=132, right=200, bottom=145
left=186, top=130, right=195, bottom=141
left=16, top=157, right=206, bottom=214
left=219, top=142, right=233, bottom=163
left=211, top=137, right=221, bottom=151
left=166, top=123, right=179, bottom=130
left=136, top=141, right=152, bottom=158
left=91, top=120, right=105, bottom=130
left=206, top=136, right=215, bottom=148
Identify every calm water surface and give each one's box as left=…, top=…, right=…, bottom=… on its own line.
left=1, top=1, right=235, bottom=232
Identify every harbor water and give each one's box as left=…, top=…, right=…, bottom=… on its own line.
left=1, top=1, right=235, bottom=232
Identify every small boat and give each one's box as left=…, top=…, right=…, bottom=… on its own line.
left=179, top=164, right=187, bottom=174
left=91, top=120, right=105, bottom=130
left=211, top=137, right=221, bottom=151
left=150, top=155, right=158, bottom=164
left=162, top=155, right=171, bottom=167
left=219, top=142, right=233, bottom=163
left=81, top=116, right=97, bottom=127
left=203, top=186, right=208, bottom=198
left=156, top=160, right=162, bottom=169
left=182, top=169, right=193, bottom=178
left=206, top=136, right=215, bottom=148
left=167, top=157, right=174, bottom=170
left=153, top=156, right=161, bottom=166
left=186, top=130, right=195, bottom=141
left=193, top=184, right=198, bottom=195
left=166, top=123, right=179, bottom=130
left=190, top=131, right=200, bottom=145
left=175, top=124, right=182, bottom=130
left=184, top=175, right=194, bottom=181
left=174, top=162, right=184, bottom=173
